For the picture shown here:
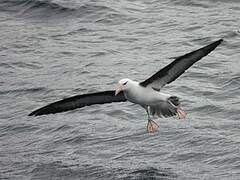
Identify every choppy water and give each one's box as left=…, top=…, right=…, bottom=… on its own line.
left=0, top=0, right=240, bottom=179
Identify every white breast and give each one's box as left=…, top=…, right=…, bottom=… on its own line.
left=124, top=82, right=170, bottom=106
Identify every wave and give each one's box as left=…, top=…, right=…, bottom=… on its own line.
left=1, top=0, right=72, bottom=12
left=170, top=0, right=212, bottom=8
left=1, top=0, right=117, bottom=18
left=129, top=167, right=177, bottom=179
left=0, top=87, right=46, bottom=95
left=170, top=0, right=239, bottom=8
left=221, top=76, right=240, bottom=93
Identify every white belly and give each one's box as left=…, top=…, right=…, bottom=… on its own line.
left=124, top=86, right=170, bottom=106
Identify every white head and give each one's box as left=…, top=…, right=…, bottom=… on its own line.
left=115, top=78, right=133, bottom=96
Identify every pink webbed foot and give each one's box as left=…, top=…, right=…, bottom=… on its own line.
left=147, top=120, right=159, bottom=133
left=177, top=107, right=187, bottom=119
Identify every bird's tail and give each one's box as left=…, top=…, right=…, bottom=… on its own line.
left=149, top=96, right=186, bottom=118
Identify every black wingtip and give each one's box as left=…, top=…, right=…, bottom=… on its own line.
left=28, top=107, right=48, bottom=116
left=201, top=38, right=223, bottom=54
left=28, top=110, right=36, bottom=116
left=28, top=110, right=41, bottom=116
left=207, top=38, right=223, bottom=48
left=215, top=38, right=224, bottom=46
left=217, top=38, right=223, bottom=44
left=28, top=112, right=35, bottom=116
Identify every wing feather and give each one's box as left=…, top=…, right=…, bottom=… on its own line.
left=140, top=39, right=223, bottom=90
left=29, top=91, right=126, bottom=116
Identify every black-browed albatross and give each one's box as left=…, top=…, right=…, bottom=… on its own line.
left=29, top=39, right=223, bottom=133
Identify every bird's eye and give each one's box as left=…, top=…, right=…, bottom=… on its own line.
left=123, top=81, right=128, bottom=85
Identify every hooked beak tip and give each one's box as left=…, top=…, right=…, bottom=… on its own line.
left=115, top=90, right=120, bottom=96
left=115, top=86, right=123, bottom=96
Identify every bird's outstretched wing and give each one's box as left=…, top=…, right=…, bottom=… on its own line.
left=29, top=91, right=126, bottom=116
left=140, top=39, right=223, bottom=90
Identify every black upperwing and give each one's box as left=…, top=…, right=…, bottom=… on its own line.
left=140, top=39, right=223, bottom=90
left=29, top=91, right=126, bottom=116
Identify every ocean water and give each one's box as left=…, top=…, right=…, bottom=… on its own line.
left=0, top=0, right=240, bottom=179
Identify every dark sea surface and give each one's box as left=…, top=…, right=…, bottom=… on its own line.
left=0, top=0, right=240, bottom=179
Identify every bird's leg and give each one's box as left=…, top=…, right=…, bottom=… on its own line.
left=146, top=106, right=159, bottom=133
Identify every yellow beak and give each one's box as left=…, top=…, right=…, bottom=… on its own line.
left=115, top=84, right=124, bottom=96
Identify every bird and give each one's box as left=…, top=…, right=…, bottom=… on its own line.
left=29, top=39, right=223, bottom=133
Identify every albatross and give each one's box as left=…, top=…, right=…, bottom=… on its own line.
left=29, top=39, right=223, bottom=133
